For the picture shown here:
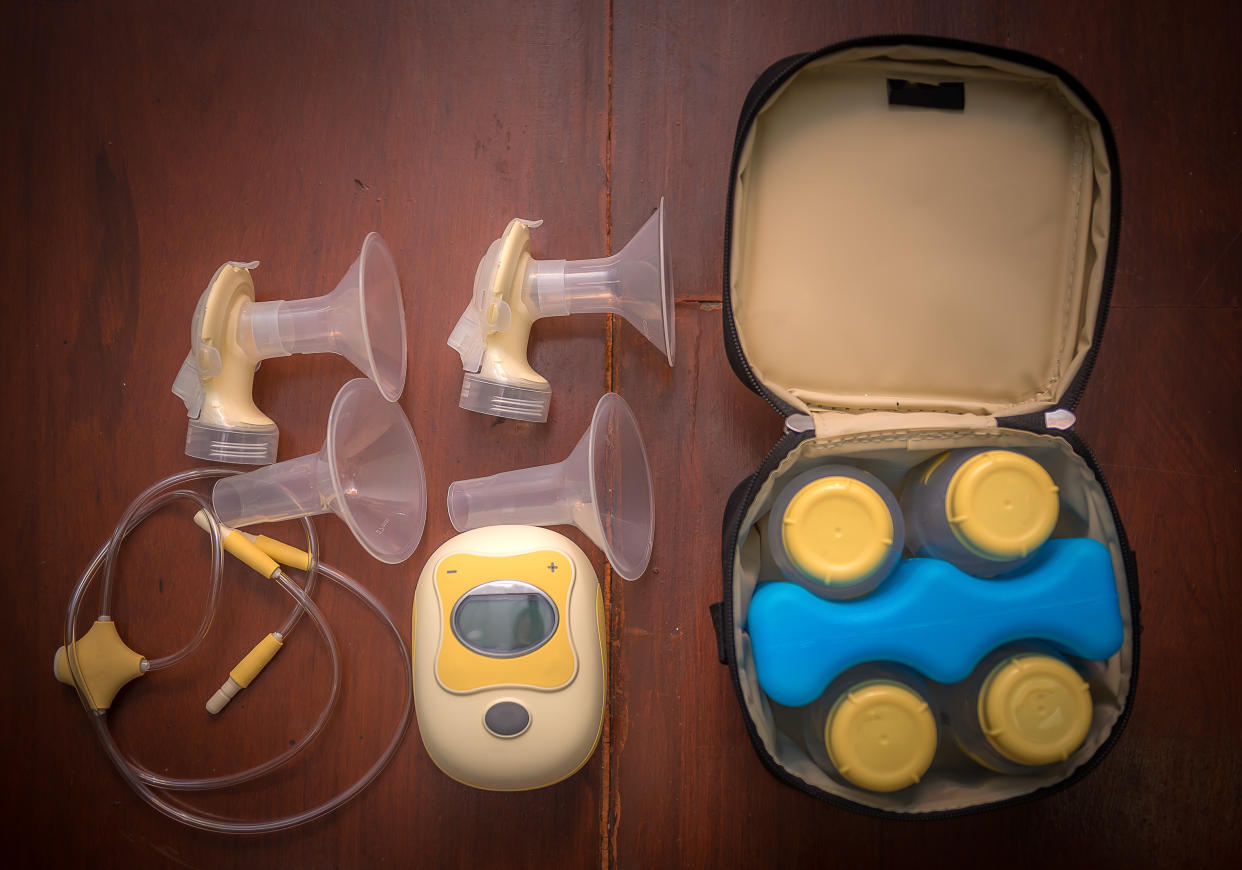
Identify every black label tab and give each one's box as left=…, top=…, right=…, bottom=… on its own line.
left=887, top=78, right=965, bottom=111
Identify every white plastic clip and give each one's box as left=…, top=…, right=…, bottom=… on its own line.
left=1044, top=409, right=1077, bottom=430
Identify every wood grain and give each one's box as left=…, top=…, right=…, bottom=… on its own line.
left=2, top=1, right=610, bottom=867
left=2, top=1, right=1239, bottom=868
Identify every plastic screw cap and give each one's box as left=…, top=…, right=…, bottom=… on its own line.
left=825, top=682, right=938, bottom=793
left=782, top=477, right=895, bottom=585
left=978, top=654, right=1092, bottom=766
left=945, top=451, right=1060, bottom=560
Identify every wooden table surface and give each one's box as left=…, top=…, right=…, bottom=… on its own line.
left=3, top=1, right=1239, bottom=867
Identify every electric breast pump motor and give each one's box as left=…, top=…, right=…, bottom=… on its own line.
left=413, top=525, right=606, bottom=791
left=448, top=201, right=674, bottom=423
left=173, top=232, right=408, bottom=464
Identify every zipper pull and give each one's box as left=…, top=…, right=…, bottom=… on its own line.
left=785, top=414, right=814, bottom=434
left=1045, top=409, right=1077, bottom=430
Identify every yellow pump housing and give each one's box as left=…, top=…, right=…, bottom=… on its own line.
left=172, top=262, right=281, bottom=465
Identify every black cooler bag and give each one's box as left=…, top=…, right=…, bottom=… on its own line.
left=711, top=36, right=1138, bottom=817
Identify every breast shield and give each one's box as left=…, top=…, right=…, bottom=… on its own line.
left=446, top=393, right=655, bottom=580
left=211, top=379, right=427, bottom=564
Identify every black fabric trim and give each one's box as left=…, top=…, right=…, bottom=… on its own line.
left=708, top=603, right=727, bottom=665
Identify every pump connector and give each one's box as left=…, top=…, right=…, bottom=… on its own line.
left=206, top=632, right=284, bottom=715
left=54, top=619, right=146, bottom=711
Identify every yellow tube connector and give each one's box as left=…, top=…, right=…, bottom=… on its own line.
left=192, top=511, right=311, bottom=574
left=250, top=535, right=312, bottom=572
left=189, top=512, right=305, bottom=714
left=54, top=619, right=145, bottom=711
left=206, top=632, right=284, bottom=715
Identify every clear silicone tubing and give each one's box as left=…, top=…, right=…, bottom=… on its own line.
left=116, top=568, right=343, bottom=792
left=62, top=470, right=338, bottom=802
left=62, top=468, right=413, bottom=834
left=93, top=563, right=415, bottom=833
left=278, top=520, right=318, bottom=639
left=88, top=467, right=318, bottom=669
left=62, top=481, right=337, bottom=793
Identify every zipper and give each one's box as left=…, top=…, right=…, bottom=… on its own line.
left=997, top=408, right=1078, bottom=432
left=722, top=293, right=794, bottom=416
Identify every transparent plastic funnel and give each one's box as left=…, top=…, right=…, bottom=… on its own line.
left=524, top=199, right=674, bottom=366
left=447, top=393, right=654, bottom=580
left=239, top=232, right=407, bottom=401
left=213, top=379, right=427, bottom=564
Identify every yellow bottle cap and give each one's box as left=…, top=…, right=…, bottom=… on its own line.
left=781, top=476, right=894, bottom=586
left=978, top=654, right=1092, bottom=766
left=945, top=451, right=1059, bottom=561
left=825, top=681, right=938, bottom=792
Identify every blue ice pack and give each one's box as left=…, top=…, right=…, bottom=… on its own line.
left=746, top=537, right=1124, bottom=707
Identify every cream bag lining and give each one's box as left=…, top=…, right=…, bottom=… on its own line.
left=729, top=46, right=1113, bottom=416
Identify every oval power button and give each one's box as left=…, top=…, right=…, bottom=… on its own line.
left=483, top=701, right=531, bottom=738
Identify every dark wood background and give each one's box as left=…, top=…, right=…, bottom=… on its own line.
left=3, top=1, right=1239, bottom=867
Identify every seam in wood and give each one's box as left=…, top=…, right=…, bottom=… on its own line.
left=601, top=2, right=616, bottom=868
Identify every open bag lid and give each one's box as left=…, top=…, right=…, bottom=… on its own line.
left=724, top=37, right=1119, bottom=420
